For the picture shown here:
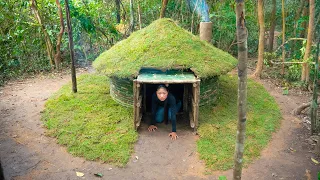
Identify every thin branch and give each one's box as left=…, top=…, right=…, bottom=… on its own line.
left=270, top=59, right=315, bottom=65
left=274, top=38, right=307, bottom=52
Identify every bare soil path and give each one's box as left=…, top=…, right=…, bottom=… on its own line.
left=0, top=71, right=319, bottom=180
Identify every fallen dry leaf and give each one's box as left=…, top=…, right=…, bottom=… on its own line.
left=311, top=158, right=319, bottom=164
left=76, top=171, right=84, bottom=177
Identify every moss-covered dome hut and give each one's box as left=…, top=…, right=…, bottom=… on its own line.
left=93, top=18, right=237, bottom=130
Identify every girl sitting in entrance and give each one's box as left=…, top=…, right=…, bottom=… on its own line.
left=148, top=84, right=181, bottom=140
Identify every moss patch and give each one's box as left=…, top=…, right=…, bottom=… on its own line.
left=93, top=18, right=237, bottom=79
left=197, top=75, right=282, bottom=171
left=42, top=74, right=137, bottom=166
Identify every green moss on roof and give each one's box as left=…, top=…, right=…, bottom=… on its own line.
left=93, top=18, right=238, bottom=79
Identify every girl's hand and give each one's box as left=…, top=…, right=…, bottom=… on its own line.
left=168, top=132, right=178, bottom=140
left=148, top=125, right=158, bottom=132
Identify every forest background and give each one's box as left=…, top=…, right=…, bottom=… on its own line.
left=1, top=0, right=320, bottom=86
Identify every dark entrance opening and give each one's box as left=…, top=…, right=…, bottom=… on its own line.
left=144, top=83, right=184, bottom=113
left=133, top=69, right=200, bottom=131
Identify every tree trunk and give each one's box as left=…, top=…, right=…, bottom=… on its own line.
left=65, top=0, right=77, bottom=93
left=30, top=0, right=55, bottom=67
left=54, top=0, right=64, bottom=70
left=302, top=0, right=315, bottom=82
left=129, top=0, right=134, bottom=33
left=293, top=0, right=306, bottom=52
left=160, top=0, right=169, bottom=18
left=253, top=0, right=265, bottom=78
left=316, top=136, right=320, bottom=156
left=310, top=25, right=320, bottom=134
left=115, top=0, right=121, bottom=23
left=138, top=3, right=142, bottom=29
left=300, top=0, right=309, bottom=39
left=233, top=1, right=248, bottom=180
left=281, top=0, right=285, bottom=75
left=268, top=0, right=276, bottom=52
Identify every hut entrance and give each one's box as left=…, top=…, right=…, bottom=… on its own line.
left=133, top=69, right=200, bottom=131
left=144, top=84, right=184, bottom=113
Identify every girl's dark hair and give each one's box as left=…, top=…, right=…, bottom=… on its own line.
left=157, top=84, right=168, bottom=91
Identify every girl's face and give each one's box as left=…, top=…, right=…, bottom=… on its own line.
left=156, top=88, right=168, bottom=101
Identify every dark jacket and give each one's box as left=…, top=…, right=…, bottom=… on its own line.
left=150, top=92, right=177, bottom=132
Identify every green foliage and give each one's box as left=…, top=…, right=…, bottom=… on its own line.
left=285, top=59, right=302, bottom=81
left=1, top=0, right=318, bottom=85
left=93, top=18, right=238, bottom=79
left=0, top=0, right=120, bottom=85
left=42, top=74, right=138, bottom=166
left=263, top=52, right=277, bottom=67
left=197, top=75, right=282, bottom=170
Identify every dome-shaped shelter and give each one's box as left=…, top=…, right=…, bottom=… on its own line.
left=93, top=18, right=237, bottom=130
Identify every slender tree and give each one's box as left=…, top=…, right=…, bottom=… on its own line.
left=293, top=0, right=306, bottom=52
left=281, top=0, right=285, bottom=75
left=30, top=0, right=55, bottom=67
left=302, top=0, right=315, bottom=82
left=129, top=0, right=134, bottom=33
left=160, top=0, right=169, bottom=18
left=115, top=0, right=121, bottom=23
left=310, top=29, right=319, bottom=134
left=268, top=0, right=276, bottom=52
left=138, top=2, right=142, bottom=29
left=65, top=0, right=77, bottom=93
left=253, top=0, right=265, bottom=78
left=54, top=0, right=64, bottom=69
left=233, top=0, right=248, bottom=179
left=300, top=0, right=309, bottom=39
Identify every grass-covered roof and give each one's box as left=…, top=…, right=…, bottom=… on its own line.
left=93, top=18, right=238, bottom=79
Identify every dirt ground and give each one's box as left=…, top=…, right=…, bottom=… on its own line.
left=0, top=70, right=319, bottom=180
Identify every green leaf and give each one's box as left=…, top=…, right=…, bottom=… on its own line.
left=282, top=89, right=289, bottom=95
left=219, top=176, right=227, bottom=180
left=94, top=173, right=103, bottom=177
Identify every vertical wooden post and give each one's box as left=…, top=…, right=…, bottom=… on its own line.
left=183, top=84, right=189, bottom=113
left=133, top=81, right=141, bottom=130
left=190, top=81, right=200, bottom=132
left=65, top=0, right=77, bottom=93
left=143, top=84, right=146, bottom=113
left=311, top=32, right=320, bottom=134
left=194, top=81, right=200, bottom=132
left=133, top=80, right=138, bottom=130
